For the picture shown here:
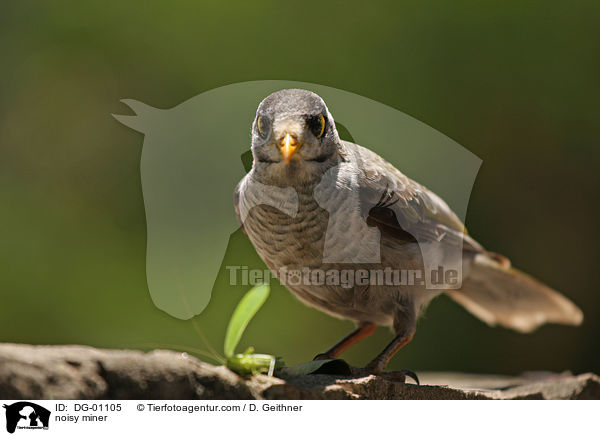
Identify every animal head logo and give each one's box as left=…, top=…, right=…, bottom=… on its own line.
left=3, top=402, right=51, bottom=433
left=113, top=80, right=481, bottom=319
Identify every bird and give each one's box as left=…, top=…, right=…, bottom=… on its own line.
left=234, top=88, right=583, bottom=380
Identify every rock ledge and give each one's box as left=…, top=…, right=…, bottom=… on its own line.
left=0, top=344, right=597, bottom=400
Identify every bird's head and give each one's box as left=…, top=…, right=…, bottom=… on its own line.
left=250, top=89, right=341, bottom=184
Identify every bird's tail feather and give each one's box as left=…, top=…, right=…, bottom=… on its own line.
left=446, top=254, right=583, bottom=333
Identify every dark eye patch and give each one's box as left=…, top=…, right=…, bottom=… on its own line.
left=306, top=113, right=327, bottom=139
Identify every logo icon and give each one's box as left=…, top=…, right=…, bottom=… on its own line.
left=3, top=402, right=50, bottom=433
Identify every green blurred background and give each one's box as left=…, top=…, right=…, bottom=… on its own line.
left=1, top=1, right=598, bottom=375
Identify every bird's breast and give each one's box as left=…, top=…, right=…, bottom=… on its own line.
left=243, top=188, right=328, bottom=271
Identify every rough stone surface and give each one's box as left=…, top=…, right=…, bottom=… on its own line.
left=0, top=343, right=597, bottom=400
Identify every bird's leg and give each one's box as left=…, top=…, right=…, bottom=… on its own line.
left=313, top=322, right=376, bottom=360
left=365, top=331, right=414, bottom=373
left=352, top=331, right=419, bottom=384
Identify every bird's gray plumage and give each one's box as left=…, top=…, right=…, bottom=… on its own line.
left=235, top=89, right=582, bottom=366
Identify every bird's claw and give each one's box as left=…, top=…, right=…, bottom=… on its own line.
left=393, top=368, right=420, bottom=385
left=350, top=366, right=420, bottom=384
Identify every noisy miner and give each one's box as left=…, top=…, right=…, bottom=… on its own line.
left=234, top=89, right=583, bottom=379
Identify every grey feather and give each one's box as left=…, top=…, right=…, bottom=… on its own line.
left=446, top=255, right=583, bottom=333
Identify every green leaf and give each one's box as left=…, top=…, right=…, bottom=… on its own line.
left=224, top=284, right=270, bottom=358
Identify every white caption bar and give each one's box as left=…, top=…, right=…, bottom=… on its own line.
left=0, top=400, right=595, bottom=435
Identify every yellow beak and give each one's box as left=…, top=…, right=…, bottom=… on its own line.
left=280, top=133, right=299, bottom=164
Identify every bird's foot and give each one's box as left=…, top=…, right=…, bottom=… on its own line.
left=311, top=353, right=418, bottom=383
left=350, top=366, right=419, bottom=384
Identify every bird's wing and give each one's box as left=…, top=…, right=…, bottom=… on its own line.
left=346, top=141, right=483, bottom=254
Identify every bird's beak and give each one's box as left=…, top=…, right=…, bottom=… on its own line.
left=279, top=133, right=299, bottom=164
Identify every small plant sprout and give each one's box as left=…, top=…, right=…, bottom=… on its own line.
left=138, top=283, right=336, bottom=377
left=224, top=284, right=283, bottom=376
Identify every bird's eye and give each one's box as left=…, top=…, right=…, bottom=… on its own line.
left=307, top=114, right=326, bottom=139
left=257, top=116, right=271, bottom=139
